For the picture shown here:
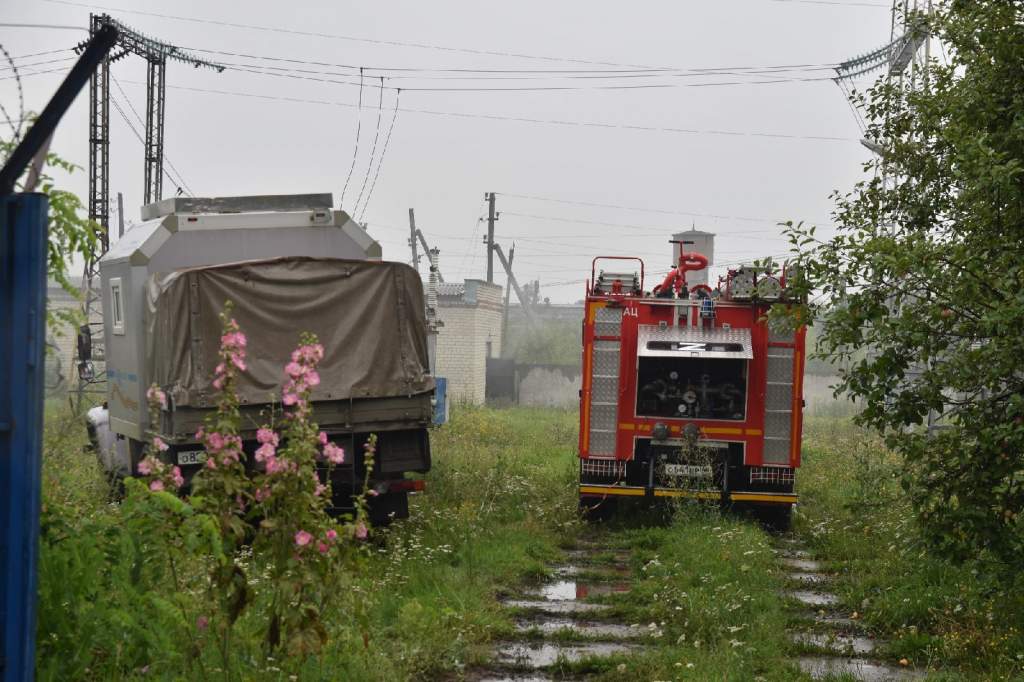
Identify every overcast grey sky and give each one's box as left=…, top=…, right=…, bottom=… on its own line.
left=2, top=0, right=893, bottom=302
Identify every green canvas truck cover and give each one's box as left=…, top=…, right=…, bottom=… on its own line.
left=145, top=257, right=434, bottom=408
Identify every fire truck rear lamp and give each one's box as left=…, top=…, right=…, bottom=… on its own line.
left=387, top=479, right=425, bottom=493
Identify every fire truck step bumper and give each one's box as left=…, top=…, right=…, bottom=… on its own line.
left=579, top=484, right=797, bottom=505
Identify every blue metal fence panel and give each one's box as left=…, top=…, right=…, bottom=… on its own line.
left=432, top=377, right=448, bottom=426
left=0, top=193, right=49, bottom=681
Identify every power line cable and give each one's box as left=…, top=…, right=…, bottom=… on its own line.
left=352, top=76, right=385, bottom=217
left=0, top=56, right=77, bottom=71
left=338, top=68, right=364, bottom=209
left=500, top=194, right=834, bottom=225
left=769, top=0, right=889, bottom=6
left=358, top=88, right=401, bottom=223
left=226, top=60, right=837, bottom=92
left=108, top=91, right=192, bottom=198
left=115, top=79, right=856, bottom=143
left=37, top=0, right=696, bottom=70
left=110, top=73, right=196, bottom=196
left=183, top=45, right=840, bottom=76
left=7, top=47, right=76, bottom=60
left=190, top=51, right=838, bottom=80
left=0, top=23, right=87, bottom=32
left=0, top=66, right=84, bottom=81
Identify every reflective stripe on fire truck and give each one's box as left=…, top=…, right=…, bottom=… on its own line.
left=728, top=492, right=798, bottom=504
left=579, top=484, right=797, bottom=505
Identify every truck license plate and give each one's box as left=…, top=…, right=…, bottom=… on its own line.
left=176, top=449, right=207, bottom=466
left=664, top=463, right=712, bottom=478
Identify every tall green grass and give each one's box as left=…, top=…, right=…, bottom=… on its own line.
left=36, top=405, right=582, bottom=680
left=797, top=417, right=1024, bottom=679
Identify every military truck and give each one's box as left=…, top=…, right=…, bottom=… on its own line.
left=91, top=194, right=434, bottom=522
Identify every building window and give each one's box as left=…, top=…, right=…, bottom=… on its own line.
left=109, top=277, right=125, bottom=335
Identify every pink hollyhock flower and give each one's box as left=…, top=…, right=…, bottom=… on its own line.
left=314, top=482, right=327, bottom=497
left=212, top=375, right=224, bottom=391
left=305, top=370, right=321, bottom=387
left=367, top=488, right=380, bottom=497
left=257, top=428, right=278, bottom=446
left=196, top=615, right=209, bottom=631
left=152, top=436, right=169, bottom=452
left=254, top=486, right=270, bottom=502
left=265, top=456, right=286, bottom=475
left=206, top=432, right=225, bottom=453
left=194, top=426, right=205, bottom=440
left=149, top=479, right=165, bottom=492
left=220, top=330, right=247, bottom=349
left=254, top=443, right=276, bottom=462
left=285, top=361, right=304, bottom=379
left=318, top=431, right=328, bottom=446
left=137, top=458, right=153, bottom=476
left=171, top=466, right=184, bottom=488
left=205, top=458, right=217, bottom=470
left=323, top=442, right=345, bottom=465
left=317, top=541, right=329, bottom=554
left=282, top=391, right=298, bottom=406
left=294, top=530, right=313, bottom=547
left=230, top=353, right=246, bottom=372
left=354, top=522, right=368, bottom=540
left=147, top=385, right=168, bottom=409
left=326, top=528, right=338, bottom=542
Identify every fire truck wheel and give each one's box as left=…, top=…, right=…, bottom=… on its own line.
left=579, top=495, right=617, bottom=523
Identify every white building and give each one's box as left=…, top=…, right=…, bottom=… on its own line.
left=435, top=279, right=504, bottom=405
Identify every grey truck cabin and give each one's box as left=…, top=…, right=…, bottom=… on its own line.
left=98, top=194, right=434, bottom=522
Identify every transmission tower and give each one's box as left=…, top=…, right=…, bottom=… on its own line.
left=73, top=14, right=225, bottom=410
left=833, top=1, right=932, bottom=153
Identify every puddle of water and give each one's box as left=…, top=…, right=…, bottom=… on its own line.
left=496, top=641, right=634, bottom=668
left=797, top=657, right=927, bottom=681
left=531, top=580, right=632, bottom=601
left=514, top=618, right=644, bottom=640
left=564, top=549, right=631, bottom=563
left=788, top=571, right=829, bottom=585
left=774, top=548, right=811, bottom=559
left=791, top=631, right=877, bottom=654
left=551, top=563, right=631, bottom=578
left=781, top=558, right=823, bottom=572
left=808, top=612, right=860, bottom=629
left=502, top=599, right=612, bottom=614
left=786, top=590, right=839, bottom=607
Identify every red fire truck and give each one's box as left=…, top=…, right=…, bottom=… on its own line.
left=578, top=242, right=805, bottom=528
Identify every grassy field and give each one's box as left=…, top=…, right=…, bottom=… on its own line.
left=36, top=403, right=1023, bottom=680
left=797, top=417, right=1024, bottom=680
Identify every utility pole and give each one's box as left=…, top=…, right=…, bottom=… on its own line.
left=492, top=241, right=534, bottom=325
left=485, top=192, right=497, bottom=283
left=501, top=243, right=515, bottom=353
left=408, top=207, right=419, bottom=273
left=117, top=191, right=124, bottom=239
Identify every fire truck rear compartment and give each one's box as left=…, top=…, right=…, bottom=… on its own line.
left=636, top=356, right=747, bottom=420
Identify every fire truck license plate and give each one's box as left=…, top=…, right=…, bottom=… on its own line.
left=664, top=463, right=712, bottom=478
left=176, top=450, right=207, bottom=466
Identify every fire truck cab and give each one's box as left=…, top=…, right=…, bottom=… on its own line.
left=578, top=243, right=805, bottom=528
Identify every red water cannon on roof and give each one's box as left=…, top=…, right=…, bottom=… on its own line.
left=652, top=239, right=709, bottom=298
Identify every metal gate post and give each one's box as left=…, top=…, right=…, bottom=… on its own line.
left=0, top=193, right=49, bottom=681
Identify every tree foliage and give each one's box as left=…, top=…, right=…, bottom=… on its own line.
left=781, top=3, right=1024, bottom=567
left=1, top=119, right=99, bottom=331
